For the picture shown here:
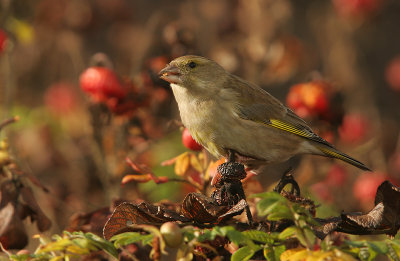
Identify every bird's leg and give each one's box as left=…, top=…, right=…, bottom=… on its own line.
left=227, top=149, right=236, bottom=163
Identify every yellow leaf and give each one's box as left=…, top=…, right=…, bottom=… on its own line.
left=37, top=239, right=73, bottom=253
left=190, top=154, right=203, bottom=173
left=66, top=245, right=91, bottom=255
left=280, top=248, right=308, bottom=261
left=174, top=152, right=190, bottom=176
left=333, top=249, right=358, bottom=261
left=280, top=248, right=357, bottom=261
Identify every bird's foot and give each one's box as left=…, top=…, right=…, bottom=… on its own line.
left=273, top=167, right=300, bottom=196
left=227, top=149, right=236, bottom=163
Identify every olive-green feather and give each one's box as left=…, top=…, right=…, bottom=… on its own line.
left=235, top=83, right=370, bottom=171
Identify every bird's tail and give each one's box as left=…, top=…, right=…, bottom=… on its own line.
left=317, top=145, right=371, bottom=171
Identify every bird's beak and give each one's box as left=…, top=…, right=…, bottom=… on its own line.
left=159, top=63, right=182, bottom=84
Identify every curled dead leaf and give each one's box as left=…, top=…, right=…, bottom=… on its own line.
left=103, top=202, right=189, bottom=240
left=314, top=181, right=400, bottom=238
left=20, top=187, right=51, bottom=232
left=0, top=202, right=28, bottom=249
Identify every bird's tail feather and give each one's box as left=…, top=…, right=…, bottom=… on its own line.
left=317, top=145, right=371, bottom=171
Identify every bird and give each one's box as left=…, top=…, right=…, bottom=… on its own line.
left=159, top=55, right=370, bottom=172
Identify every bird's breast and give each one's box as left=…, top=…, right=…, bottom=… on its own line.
left=170, top=83, right=235, bottom=156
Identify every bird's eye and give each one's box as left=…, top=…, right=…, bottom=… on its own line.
left=188, top=61, right=197, bottom=69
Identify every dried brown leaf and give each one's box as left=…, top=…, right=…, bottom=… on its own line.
left=103, top=202, right=189, bottom=240
left=314, top=181, right=400, bottom=238
left=0, top=202, right=28, bottom=249
left=181, top=193, right=228, bottom=223
left=19, top=186, right=51, bottom=232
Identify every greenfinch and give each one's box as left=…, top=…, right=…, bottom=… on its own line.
left=159, top=55, right=370, bottom=171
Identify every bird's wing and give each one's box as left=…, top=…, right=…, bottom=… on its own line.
left=230, top=75, right=332, bottom=147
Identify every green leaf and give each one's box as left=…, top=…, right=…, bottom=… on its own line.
left=231, top=245, right=261, bottom=261
left=303, top=228, right=316, bottom=247
left=65, top=244, right=91, bottom=255
left=181, top=226, right=196, bottom=242
left=367, top=241, right=388, bottom=255
left=82, top=232, right=119, bottom=259
left=70, top=238, right=96, bottom=252
left=197, top=228, right=217, bottom=242
left=9, top=254, right=30, bottom=261
left=132, top=224, right=167, bottom=255
left=278, top=226, right=297, bottom=240
left=358, top=247, right=372, bottom=261
left=346, top=240, right=367, bottom=248
left=346, top=240, right=394, bottom=261
left=256, top=193, right=288, bottom=217
left=142, top=235, right=154, bottom=245
left=264, top=244, right=286, bottom=261
left=293, top=229, right=308, bottom=248
left=366, top=247, right=378, bottom=261
left=250, top=192, right=269, bottom=198
left=242, top=230, right=273, bottom=244
left=208, top=226, right=260, bottom=249
left=387, top=243, right=400, bottom=261
left=36, top=238, right=74, bottom=253
left=266, top=207, right=293, bottom=221
left=251, top=191, right=283, bottom=199
left=110, top=232, right=154, bottom=248
left=213, top=226, right=247, bottom=246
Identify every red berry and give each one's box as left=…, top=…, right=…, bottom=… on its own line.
left=339, top=113, right=368, bottom=144
left=44, top=82, right=78, bottom=115
left=286, top=81, right=329, bottom=118
left=332, top=0, right=382, bottom=18
left=385, top=57, right=400, bottom=92
left=160, top=222, right=183, bottom=248
left=79, top=67, right=126, bottom=102
left=353, top=172, right=386, bottom=203
left=286, top=85, right=303, bottom=109
left=182, top=128, right=202, bottom=151
left=325, top=164, right=347, bottom=186
left=0, top=29, right=7, bottom=54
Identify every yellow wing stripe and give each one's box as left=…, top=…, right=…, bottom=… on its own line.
left=318, top=146, right=366, bottom=169
left=268, top=119, right=315, bottom=139
left=318, top=146, right=346, bottom=160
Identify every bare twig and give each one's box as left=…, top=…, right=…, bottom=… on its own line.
left=0, top=116, right=19, bottom=131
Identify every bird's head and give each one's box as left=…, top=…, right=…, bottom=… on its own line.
left=159, top=55, right=227, bottom=92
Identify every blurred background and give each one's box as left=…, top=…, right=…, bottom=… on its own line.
left=1, top=0, right=400, bottom=250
